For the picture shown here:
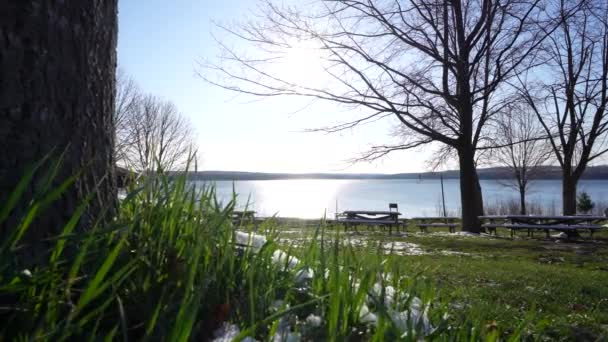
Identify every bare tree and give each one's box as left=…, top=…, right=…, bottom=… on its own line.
left=518, top=0, right=608, bottom=215
left=490, top=104, right=551, bottom=214
left=204, top=0, right=559, bottom=232
left=114, top=74, right=197, bottom=173
left=115, top=69, right=141, bottom=166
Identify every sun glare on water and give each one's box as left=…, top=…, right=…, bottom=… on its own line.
left=249, top=179, right=349, bottom=219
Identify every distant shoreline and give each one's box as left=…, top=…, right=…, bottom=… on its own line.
left=180, top=165, right=608, bottom=181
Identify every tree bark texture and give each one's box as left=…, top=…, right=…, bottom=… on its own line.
left=562, top=175, right=577, bottom=215
left=458, top=146, right=484, bottom=233
left=0, top=1, right=118, bottom=247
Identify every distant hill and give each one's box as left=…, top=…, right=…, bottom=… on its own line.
left=183, top=165, right=608, bottom=181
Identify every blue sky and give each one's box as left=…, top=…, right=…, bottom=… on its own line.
left=117, top=0, right=431, bottom=173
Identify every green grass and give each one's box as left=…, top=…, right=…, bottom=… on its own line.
left=2, top=162, right=606, bottom=340
left=1, top=163, right=484, bottom=341
left=275, top=225, right=608, bottom=340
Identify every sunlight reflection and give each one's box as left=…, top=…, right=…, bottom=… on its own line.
left=245, top=179, right=349, bottom=219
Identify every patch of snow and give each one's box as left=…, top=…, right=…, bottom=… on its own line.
left=382, top=241, right=426, bottom=256
left=270, top=300, right=286, bottom=312
left=212, top=323, right=255, bottom=342
left=370, top=283, right=396, bottom=307
left=232, top=231, right=437, bottom=338
left=285, top=332, right=301, bottom=342
left=454, top=231, right=491, bottom=237
left=294, top=267, right=314, bottom=285
left=552, top=232, right=569, bottom=239
left=424, top=231, right=491, bottom=238
left=235, top=231, right=267, bottom=252
left=359, top=304, right=378, bottom=324
left=272, top=317, right=298, bottom=342
left=345, top=237, right=367, bottom=247
left=390, top=306, right=431, bottom=335
left=439, top=250, right=471, bottom=256
left=362, top=284, right=432, bottom=334
left=305, top=314, right=322, bottom=327
left=272, top=250, right=300, bottom=270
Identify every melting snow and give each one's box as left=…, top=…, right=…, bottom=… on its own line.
left=230, top=229, right=436, bottom=338
left=272, top=250, right=300, bottom=270
left=305, top=314, right=322, bottom=327
left=212, top=323, right=255, bottom=342
left=234, top=231, right=267, bottom=252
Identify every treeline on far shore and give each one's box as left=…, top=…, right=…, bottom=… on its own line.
left=179, top=165, right=608, bottom=181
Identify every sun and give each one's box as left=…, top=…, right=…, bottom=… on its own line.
left=277, top=41, right=326, bottom=87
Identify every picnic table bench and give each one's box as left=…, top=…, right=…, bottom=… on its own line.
left=479, top=215, right=606, bottom=238
left=410, top=217, right=460, bottom=233
left=232, top=210, right=256, bottom=226
left=337, top=210, right=401, bottom=234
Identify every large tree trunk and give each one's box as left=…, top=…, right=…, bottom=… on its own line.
left=0, top=1, right=118, bottom=250
left=458, top=146, right=484, bottom=233
left=562, top=175, right=577, bottom=215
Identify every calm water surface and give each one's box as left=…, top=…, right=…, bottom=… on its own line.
left=193, top=179, right=608, bottom=218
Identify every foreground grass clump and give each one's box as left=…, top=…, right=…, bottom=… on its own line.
left=0, top=169, right=506, bottom=341
left=278, top=225, right=608, bottom=340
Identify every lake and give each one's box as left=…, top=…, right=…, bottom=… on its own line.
left=193, top=179, right=608, bottom=218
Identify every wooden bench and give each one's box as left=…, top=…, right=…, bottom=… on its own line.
left=411, top=217, right=460, bottom=233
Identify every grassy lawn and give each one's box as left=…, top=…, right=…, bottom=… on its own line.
left=4, top=165, right=608, bottom=340
left=274, top=223, right=608, bottom=340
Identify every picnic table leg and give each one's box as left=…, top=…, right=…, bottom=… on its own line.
left=545, top=229, right=549, bottom=238
left=510, top=228, right=514, bottom=239
left=389, top=224, right=392, bottom=235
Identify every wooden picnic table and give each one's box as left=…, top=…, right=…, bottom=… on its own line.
left=338, top=210, right=402, bottom=234
left=233, top=210, right=256, bottom=216
left=411, top=217, right=460, bottom=233
left=411, top=216, right=460, bottom=221
left=479, top=215, right=607, bottom=238
left=343, top=210, right=401, bottom=217
left=232, top=210, right=256, bottom=226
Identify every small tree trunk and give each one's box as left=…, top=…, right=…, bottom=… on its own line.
left=519, top=187, right=527, bottom=215
left=562, top=175, right=577, bottom=215
left=458, top=146, right=484, bottom=233
left=0, top=1, right=118, bottom=254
